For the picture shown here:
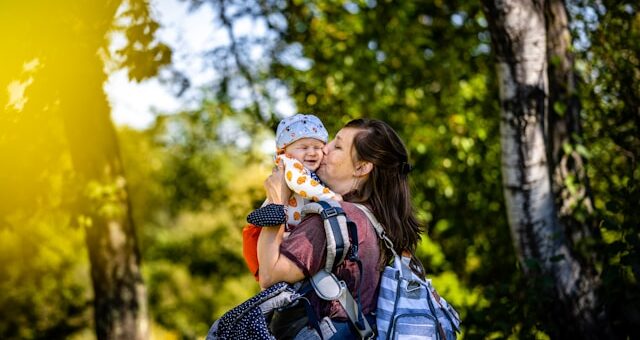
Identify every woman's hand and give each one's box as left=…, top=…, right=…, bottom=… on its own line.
left=264, top=160, right=291, bottom=205
left=257, top=160, right=304, bottom=289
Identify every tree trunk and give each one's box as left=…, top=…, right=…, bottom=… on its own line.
left=544, top=0, right=597, bottom=242
left=482, top=0, right=605, bottom=337
left=544, top=2, right=609, bottom=334
left=60, top=58, right=149, bottom=340
left=54, top=4, right=149, bottom=339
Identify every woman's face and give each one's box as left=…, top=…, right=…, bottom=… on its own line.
left=317, top=127, right=361, bottom=195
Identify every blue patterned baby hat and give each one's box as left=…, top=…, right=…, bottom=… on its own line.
left=275, top=114, right=329, bottom=152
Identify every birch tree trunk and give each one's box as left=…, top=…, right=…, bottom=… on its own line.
left=482, top=0, right=606, bottom=337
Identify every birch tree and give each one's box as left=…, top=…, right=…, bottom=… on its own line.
left=481, top=0, right=608, bottom=337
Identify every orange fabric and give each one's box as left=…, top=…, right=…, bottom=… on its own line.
left=242, top=224, right=262, bottom=281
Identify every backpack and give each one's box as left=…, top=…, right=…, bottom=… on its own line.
left=354, top=204, right=461, bottom=340
left=207, top=199, right=373, bottom=339
left=205, top=282, right=295, bottom=340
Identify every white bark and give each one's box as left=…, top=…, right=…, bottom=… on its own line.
left=484, top=0, right=607, bottom=336
left=492, top=0, right=587, bottom=308
left=496, top=0, right=552, bottom=266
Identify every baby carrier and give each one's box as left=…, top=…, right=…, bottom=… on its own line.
left=207, top=200, right=373, bottom=339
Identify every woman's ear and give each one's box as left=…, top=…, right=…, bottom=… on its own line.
left=354, top=161, right=373, bottom=177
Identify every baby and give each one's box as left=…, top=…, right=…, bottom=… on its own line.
left=243, top=114, right=340, bottom=280
left=248, top=113, right=340, bottom=229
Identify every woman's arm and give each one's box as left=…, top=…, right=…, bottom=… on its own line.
left=257, top=162, right=305, bottom=289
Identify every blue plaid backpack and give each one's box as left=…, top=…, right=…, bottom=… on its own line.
left=354, top=204, right=461, bottom=340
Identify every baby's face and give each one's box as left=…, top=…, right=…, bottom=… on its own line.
left=284, top=138, right=325, bottom=171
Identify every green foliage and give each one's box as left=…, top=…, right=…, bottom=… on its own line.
left=0, top=25, right=94, bottom=335
left=0, top=208, right=91, bottom=339
left=117, top=105, right=271, bottom=338
left=573, top=1, right=640, bottom=335
left=114, top=0, right=172, bottom=81
left=0, top=0, right=173, bottom=338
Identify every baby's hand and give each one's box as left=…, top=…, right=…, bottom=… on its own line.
left=333, top=193, right=343, bottom=201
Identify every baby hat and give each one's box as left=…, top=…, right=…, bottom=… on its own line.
left=276, top=114, right=329, bottom=150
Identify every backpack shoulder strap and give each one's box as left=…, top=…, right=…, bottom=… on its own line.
left=352, top=203, right=398, bottom=257
left=301, top=200, right=351, bottom=271
left=300, top=200, right=373, bottom=339
left=310, top=271, right=373, bottom=339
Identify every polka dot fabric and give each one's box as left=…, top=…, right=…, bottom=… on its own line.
left=278, top=155, right=337, bottom=227
left=206, top=282, right=290, bottom=340
left=246, top=204, right=286, bottom=227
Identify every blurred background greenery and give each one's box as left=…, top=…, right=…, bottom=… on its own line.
left=0, top=0, right=638, bottom=339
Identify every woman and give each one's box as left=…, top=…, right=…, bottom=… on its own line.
left=257, top=118, right=425, bottom=338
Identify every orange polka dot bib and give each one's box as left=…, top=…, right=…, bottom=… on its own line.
left=278, top=154, right=337, bottom=226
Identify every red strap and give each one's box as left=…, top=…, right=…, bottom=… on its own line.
left=242, top=224, right=262, bottom=281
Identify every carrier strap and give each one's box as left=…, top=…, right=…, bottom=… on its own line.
left=300, top=200, right=373, bottom=339
left=352, top=203, right=398, bottom=257
left=310, top=270, right=373, bottom=339
left=301, top=200, right=350, bottom=271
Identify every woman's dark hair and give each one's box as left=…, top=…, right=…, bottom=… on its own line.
left=343, top=118, right=426, bottom=276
